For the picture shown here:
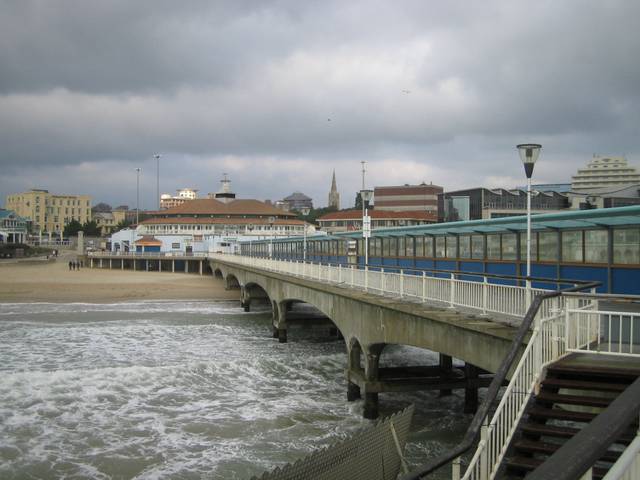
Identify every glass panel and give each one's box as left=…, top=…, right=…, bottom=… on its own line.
left=585, top=230, right=608, bottom=263
left=520, top=232, right=538, bottom=262
left=398, top=237, right=406, bottom=257
left=390, top=237, right=398, bottom=256
left=435, top=237, right=446, bottom=258
left=415, top=236, right=424, bottom=257
left=406, top=237, right=415, bottom=257
left=459, top=236, right=471, bottom=259
left=502, top=234, right=517, bottom=260
left=372, top=238, right=381, bottom=257
left=446, top=236, right=457, bottom=258
left=487, top=235, right=501, bottom=260
left=539, top=232, right=558, bottom=261
left=562, top=231, right=583, bottom=262
left=472, top=235, right=484, bottom=259
left=382, top=238, right=390, bottom=257
left=425, top=236, right=434, bottom=258
left=613, top=228, right=640, bottom=264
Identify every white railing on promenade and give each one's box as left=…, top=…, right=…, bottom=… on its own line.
left=211, top=254, right=557, bottom=320
left=566, top=308, right=640, bottom=357
left=88, top=251, right=207, bottom=258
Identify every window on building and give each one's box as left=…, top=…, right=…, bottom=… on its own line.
left=435, top=236, right=446, bottom=258
left=459, top=235, right=471, bottom=258
left=487, top=234, right=501, bottom=260
left=584, top=230, right=608, bottom=263
left=562, top=231, right=583, bottom=262
left=538, top=231, right=558, bottom=261
left=502, top=234, right=517, bottom=260
left=613, top=228, right=640, bottom=264
left=446, top=236, right=457, bottom=258
left=472, top=235, right=484, bottom=259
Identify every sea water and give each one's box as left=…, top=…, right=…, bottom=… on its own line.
left=0, top=301, right=471, bottom=479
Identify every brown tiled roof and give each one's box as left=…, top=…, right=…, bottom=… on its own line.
left=158, top=198, right=295, bottom=217
left=141, top=217, right=306, bottom=226
left=318, top=209, right=437, bottom=221
left=134, top=235, right=163, bottom=246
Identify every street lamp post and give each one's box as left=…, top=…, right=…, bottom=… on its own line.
left=268, top=216, right=276, bottom=259
left=360, top=161, right=373, bottom=266
left=517, top=143, right=542, bottom=300
left=135, top=167, right=142, bottom=225
left=300, top=207, right=311, bottom=261
left=154, top=154, right=161, bottom=210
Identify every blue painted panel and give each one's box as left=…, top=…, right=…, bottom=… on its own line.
left=415, top=259, right=435, bottom=271
left=560, top=265, right=608, bottom=293
left=486, top=263, right=518, bottom=286
left=144, top=246, right=161, bottom=252
left=529, top=264, right=558, bottom=290
left=398, top=259, right=414, bottom=270
left=434, top=260, right=456, bottom=279
left=612, top=268, right=640, bottom=295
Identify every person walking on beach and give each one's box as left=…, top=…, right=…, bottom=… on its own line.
left=68, top=261, right=72, bottom=271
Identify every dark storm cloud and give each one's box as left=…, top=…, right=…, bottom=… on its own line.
left=1, top=0, right=639, bottom=207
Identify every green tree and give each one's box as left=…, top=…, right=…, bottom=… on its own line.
left=82, top=220, right=101, bottom=237
left=115, top=218, right=133, bottom=231
left=63, top=220, right=83, bottom=237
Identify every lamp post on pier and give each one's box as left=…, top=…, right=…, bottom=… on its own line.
left=154, top=154, right=161, bottom=210
left=300, top=207, right=311, bottom=261
left=135, top=167, right=142, bottom=225
left=360, top=161, right=373, bottom=266
left=517, top=143, right=542, bottom=300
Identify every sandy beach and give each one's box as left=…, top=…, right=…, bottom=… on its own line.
left=0, top=255, right=239, bottom=303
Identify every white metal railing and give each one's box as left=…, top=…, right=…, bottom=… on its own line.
left=566, top=309, right=640, bottom=357
left=460, top=296, right=598, bottom=480
left=88, top=251, right=208, bottom=258
left=211, top=254, right=557, bottom=321
left=603, top=434, right=640, bottom=480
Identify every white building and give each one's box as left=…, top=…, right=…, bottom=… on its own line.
left=571, top=155, right=640, bottom=191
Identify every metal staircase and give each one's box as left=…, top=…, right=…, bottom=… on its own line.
left=504, top=356, right=640, bottom=478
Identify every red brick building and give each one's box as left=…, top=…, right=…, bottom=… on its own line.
left=374, top=183, right=443, bottom=213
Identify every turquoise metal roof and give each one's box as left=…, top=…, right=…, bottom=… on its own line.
left=245, top=205, right=640, bottom=244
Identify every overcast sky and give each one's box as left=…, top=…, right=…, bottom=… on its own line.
left=1, top=0, right=639, bottom=210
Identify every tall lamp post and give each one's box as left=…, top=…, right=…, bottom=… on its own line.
left=154, top=154, right=161, bottom=210
left=300, top=207, right=311, bottom=261
left=268, top=216, right=276, bottom=259
left=135, top=167, right=142, bottom=225
left=360, top=161, right=373, bottom=265
left=517, top=143, right=542, bottom=298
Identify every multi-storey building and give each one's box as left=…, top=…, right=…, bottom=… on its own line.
left=93, top=209, right=128, bottom=236
left=571, top=155, right=640, bottom=191
left=160, top=188, right=198, bottom=210
left=0, top=209, right=28, bottom=243
left=374, top=183, right=443, bottom=213
left=5, top=189, right=92, bottom=234
left=317, top=209, right=436, bottom=233
left=281, top=192, right=313, bottom=212
left=438, top=188, right=569, bottom=222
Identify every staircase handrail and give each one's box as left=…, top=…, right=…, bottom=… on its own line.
left=398, top=280, right=601, bottom=480
left=526, top=376, right=640, bottom=480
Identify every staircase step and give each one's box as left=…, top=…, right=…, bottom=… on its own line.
left=514, top=439, right=622, bottom=463
left=520, top=422, right=636, bottom=446
left=541, top=377, right=629, bottom=393
left=528, top=406, right=597, bottom=423
left=546, top=364, right=638, bottom=382
left=505, top=456, right=608, bottom=479
left=536, top=391, right=613, bottom=408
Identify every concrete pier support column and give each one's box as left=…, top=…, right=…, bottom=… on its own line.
left=185, top=260, right=189, bottom=273
left=109, top=259, right=112, bottom=269
left=90, top=258, right=94, bottom=268
left=199, top=261, right=203, bottom=276
left=133, top=259, right=136, bottom=271
left=275, top=301, right=288, bottom=343
left=347, top=343, right=362, bottom=401
left=439, top=353, right=453, bottom=397
left=121, top=259, right=124, bottom=270
left=172, top=260, right=175, bottom=273
left=100, top=258, right=103, bottom=268
left=146, top=260, right=149, bottom=272
left=363, top=344, right=384, bottom=420
left=464, top=363, right=480, bottom=414
left=159, top=260, right=161, bottom=272
left=240, top=286, right=251, bottom=312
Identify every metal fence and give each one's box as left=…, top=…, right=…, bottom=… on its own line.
left=211, top=254, right=555, bottom=320
left=251, top=405, right=414, bottom=480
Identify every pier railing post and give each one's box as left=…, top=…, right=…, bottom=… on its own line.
left=450, top=272, right=455, bottom=308
left=400, top=269, right=404, bottom=297
left=452, top=457, right=461, bottom=480
left=338, top=263, right=342, bottom=283
left=422, top=271, right=426, bottom=301
left=351, top=265, right=354, bottom=286
left=483, top=276, right=488, bottom=314
left=365, top=265, right=369, bottom=292
left=381, top=267, right=385, bottom=293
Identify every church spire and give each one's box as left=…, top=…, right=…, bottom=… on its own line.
left=328, top=170, right=340, bottom=209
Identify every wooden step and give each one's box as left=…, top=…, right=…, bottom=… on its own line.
left=541, top=377, right=629, bottom=393
left=546, top=364, right=639, bottom=382
left=514, top=439, right=622, bottom=463
left=505, top=455, right=608, bottom=479
left=528, top=406, right=597, bottom=423
left=520, top=423, right=636, bottom=446
left=536, top=391, right=613, bottom=408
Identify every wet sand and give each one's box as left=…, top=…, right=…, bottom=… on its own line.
left=0, top=255, right=238, bottom=303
